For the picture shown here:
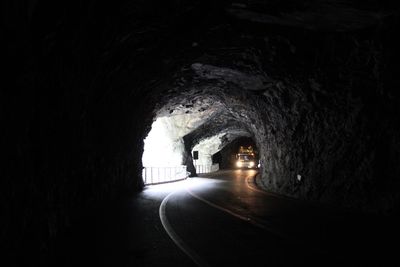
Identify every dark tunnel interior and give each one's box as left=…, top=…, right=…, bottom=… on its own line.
left=3, top=0, right=400, bottom=266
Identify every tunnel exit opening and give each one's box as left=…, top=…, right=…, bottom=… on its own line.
left=141, top=104, right=221, bottom=184
left=141, top=91, right=262, bottom=185
left=141, top=116, right=188, bottom=185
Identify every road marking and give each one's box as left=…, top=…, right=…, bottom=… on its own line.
left=245, top=174, right=307, bottom=200
left=186, top=179, right=295, bottom=241
left=186, top=186, right=268, bottom=230
left=159, top=190, right=210, bottom=267
left=160, top=175, right=326, bottom=261
left=245, top=174, right=269, bottom=195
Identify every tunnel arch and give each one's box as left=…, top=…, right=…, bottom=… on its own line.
left=4, top=2, right=400, bottom=264
left=141, top=83, right=267, bottom=179
left=137, top=29, right=398, bottom=212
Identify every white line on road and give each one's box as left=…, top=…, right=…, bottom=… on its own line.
left=186, top=186, right=268, bottom=230
left=245, top=174, right=269, bottom=195
left=186, top=178, right=294, bottom=241
left=159, top=190, right=210, bottom=267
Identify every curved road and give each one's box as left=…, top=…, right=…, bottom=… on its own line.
left=56, top=170, right=398, bottom=266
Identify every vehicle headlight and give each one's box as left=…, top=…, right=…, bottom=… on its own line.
left=236, top=161, right=242, bottom=167
left=249, top=161, right=254, bottom=167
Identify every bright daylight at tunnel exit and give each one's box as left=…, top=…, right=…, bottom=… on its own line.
left=3, top=1, right=400, bottom=267
left=141, top=97, right=260, bottom=185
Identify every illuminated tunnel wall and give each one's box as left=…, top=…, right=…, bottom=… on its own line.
left=3, top=0, right=400, bottom=263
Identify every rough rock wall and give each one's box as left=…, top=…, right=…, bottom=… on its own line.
left=253, top=31, right=400, bottom=213
left=2, top=1, right=189, bottom=263
left=165, top=21, right=400, bottom=214
left=3, top=0, right=400, bottom=264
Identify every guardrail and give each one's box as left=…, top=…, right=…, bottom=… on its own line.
left=142, top=165, right=189, bottom=185
left=195, top=163, right=219, bottom=174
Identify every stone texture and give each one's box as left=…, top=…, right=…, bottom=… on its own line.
left=3, top=0, right=400, bottom=264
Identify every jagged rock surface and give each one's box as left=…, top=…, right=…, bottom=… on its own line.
left=3, top=0, right=400, bottom=264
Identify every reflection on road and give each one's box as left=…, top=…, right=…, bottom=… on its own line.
left=141, top=169, right=396, bottom=267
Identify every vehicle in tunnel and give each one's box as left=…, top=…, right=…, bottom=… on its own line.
left=236, top=153, right=257, bottom=169
left=235, top=146, right=258, bottom=169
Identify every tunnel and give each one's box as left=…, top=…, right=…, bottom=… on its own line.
left=3, top=1, right=400, bottom=266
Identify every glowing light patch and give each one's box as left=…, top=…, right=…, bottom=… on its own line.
left=143, top=177, right=224, bottom=196
left=142, top=117, right=184, bottom=167
left=142, top=112, right=219, bottom=183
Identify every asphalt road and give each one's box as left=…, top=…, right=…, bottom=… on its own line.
left=54, top=170, right=398, bottom=266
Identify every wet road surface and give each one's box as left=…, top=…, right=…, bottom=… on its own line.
left=55, top=170, right=399, bottom=266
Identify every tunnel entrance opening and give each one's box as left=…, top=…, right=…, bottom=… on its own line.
left=141, top=99, right=224, bottom=184
left=141, top=90, right=261, bottom=184
left=141, top=111, right=216, bottom=185
left=141, top=116, right=188, bottom=185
